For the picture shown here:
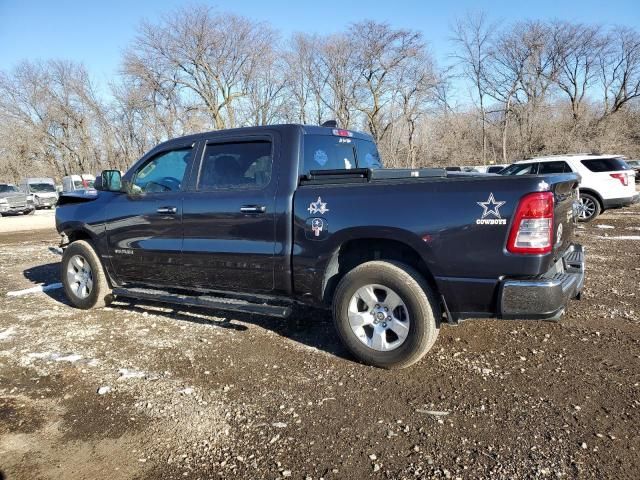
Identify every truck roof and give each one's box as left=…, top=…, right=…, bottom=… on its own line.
left=22, top=177, right=55, bottom=183
left=153, top=124, right=375, bottom=150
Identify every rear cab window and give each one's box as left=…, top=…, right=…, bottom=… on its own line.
left=580, top=157, right=630, bottom=172
left=302, top=133, right=382, bottom=175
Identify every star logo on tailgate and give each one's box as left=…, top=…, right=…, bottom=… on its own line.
left=477, top=193, right=505, bottom=219
left=308, top=196, right=329, bottom=215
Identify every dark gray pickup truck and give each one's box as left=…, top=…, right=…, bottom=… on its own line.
left=56, top=124, right=585, bottom=368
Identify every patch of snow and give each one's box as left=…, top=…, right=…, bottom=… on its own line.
left=596, top=224, right=615, bottom=229
left=7, top=283, right=63, bottom=297
left=118, top=368, right=147, bottom=380
left=597, top=235, right=640, bottom=240
left=97, top=386, right=111, bottom=395
left=55, top=354, right=83, bottom=363
left=0, top=326, right=16, bottom=340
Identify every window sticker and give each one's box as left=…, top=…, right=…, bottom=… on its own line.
left=314, top=150, right=328, bottom=167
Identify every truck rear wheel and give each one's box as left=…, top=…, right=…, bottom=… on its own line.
left=61, top=240, right=112, bottom=309
left=332, top=261, right=440, bottom=369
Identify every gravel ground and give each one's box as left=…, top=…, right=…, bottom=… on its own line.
left=0, top=205, right=639, bottom=480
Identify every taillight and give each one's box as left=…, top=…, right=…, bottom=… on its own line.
left=507, top=192, right=554, bottom=254
left=610, top=173, right=628, bottom=186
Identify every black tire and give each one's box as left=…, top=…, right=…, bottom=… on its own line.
left=61, top=240, right=112, bottom=309
left=332, top=260, right=440, bottom=369
left=26, top=208, right=35, bottom=215
left=577, top=193, right=601, bottom=222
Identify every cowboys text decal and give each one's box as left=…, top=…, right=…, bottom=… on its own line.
left=476, top=193, right=507, bottom=225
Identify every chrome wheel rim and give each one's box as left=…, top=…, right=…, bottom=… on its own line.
left=347, top=284, right=410, bottom=352
left=66, top=254, right=93, bottom=299
left=578, top=197, right=596, bottom=219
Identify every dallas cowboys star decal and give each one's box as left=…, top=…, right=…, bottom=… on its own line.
left=308, top=196, right=329, bottom=215
left=477, top=192, right=505, bottom=219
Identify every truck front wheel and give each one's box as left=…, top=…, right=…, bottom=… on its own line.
left=61, top=240, right=112, bottom=309
left=332, top=261, right=440, bottom=369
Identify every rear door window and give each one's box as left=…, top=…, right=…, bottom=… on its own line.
left=581, top=158, right=630, bottom=172
left=538, top=161, right=572, bottom=174
left=198, top=141, right=272, bottom=190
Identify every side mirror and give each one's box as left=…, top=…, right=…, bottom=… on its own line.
left=95, top=170, right=123, bottom=192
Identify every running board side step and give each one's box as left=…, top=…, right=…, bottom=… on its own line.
left=112, top=288, right=292, bottom=318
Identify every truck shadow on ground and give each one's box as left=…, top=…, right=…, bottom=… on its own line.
left=23, top=262, right=352, bottom=361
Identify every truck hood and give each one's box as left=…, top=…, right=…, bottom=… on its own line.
left=57, top=190, right=100, bottom=206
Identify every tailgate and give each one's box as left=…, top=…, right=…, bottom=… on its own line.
left=549, top=175, right=580, bottom=258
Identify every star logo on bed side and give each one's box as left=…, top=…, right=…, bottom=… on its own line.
left=308, top=196, right=329, bottom=215
left=477, top=193, right=505, bottom=219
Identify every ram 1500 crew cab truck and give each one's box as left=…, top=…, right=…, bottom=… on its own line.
left=56, top=124, right=585, bottom=368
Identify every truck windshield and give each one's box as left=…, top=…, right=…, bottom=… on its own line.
left=0, top=185, right=19, bottom=193
left=29, top=183, right=55, bottom=192
left=303, top=135, right=382, bottom=175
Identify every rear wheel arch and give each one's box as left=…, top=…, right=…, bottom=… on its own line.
left=322, top=238, right=440, bottom=305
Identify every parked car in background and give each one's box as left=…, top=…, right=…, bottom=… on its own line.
left=62, top=174, right=96, bottom=193
left=627, top=160, right=640, bottom=183
left=0, top=183, right=34, bottom=216
left=473, top=164, right=507, bottom=174
left=20, top=177, right=58, bottom=209
left=487, top=165, right=508, bottom=174
left=500, top=155, right=638, bottom=221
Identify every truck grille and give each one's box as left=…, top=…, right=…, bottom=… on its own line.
left=7, top=197, right=26, bottom=208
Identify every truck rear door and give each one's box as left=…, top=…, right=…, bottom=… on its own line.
left=181, top=135, right=278, bottom=293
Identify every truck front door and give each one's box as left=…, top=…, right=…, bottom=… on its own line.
left=105, top=145, right=194, bottom=285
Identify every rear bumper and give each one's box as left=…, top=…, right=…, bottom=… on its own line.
left=603, top=194, right=639, bottom=209
left=499, top=244, right=585, bottom=320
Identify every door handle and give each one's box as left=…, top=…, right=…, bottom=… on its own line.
left=240, top=205, right=266, bottom=214
left=157, top=206, right=177, bottom=214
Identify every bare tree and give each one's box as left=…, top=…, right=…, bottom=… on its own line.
left=123, top=5, right=277, bottom=130
left=450, top=12, right=495, bottom=164
left=551, top=22, right=605, bottom=123
left=349, top=21, right=430, bottom=143
left=599, top=27, right=640, bottom=116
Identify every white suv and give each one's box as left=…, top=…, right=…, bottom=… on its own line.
left=500, top=154, right=639, bottom=221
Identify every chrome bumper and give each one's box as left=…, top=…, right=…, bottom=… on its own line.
left=499, top=244, right=585, bottom=320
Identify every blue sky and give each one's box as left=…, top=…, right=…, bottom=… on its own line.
left=1, top=0, right=639, bottom=94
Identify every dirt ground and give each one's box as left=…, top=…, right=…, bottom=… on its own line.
left=0, top=209, right=55, bottom=234
left=0, top=205, right=639, bottom=480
